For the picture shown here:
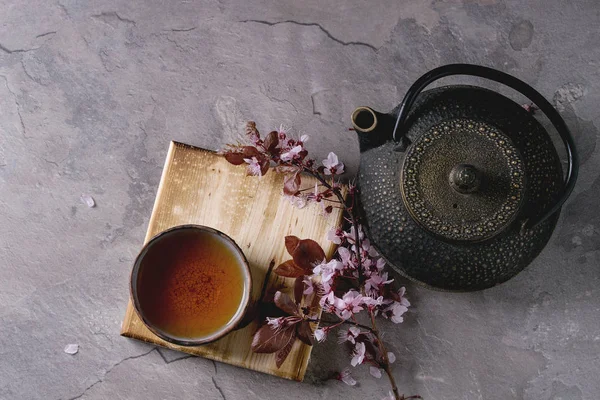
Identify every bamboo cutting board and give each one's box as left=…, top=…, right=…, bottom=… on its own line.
left=121, top=141, right=344, bottom=381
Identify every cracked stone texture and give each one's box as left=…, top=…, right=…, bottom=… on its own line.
left=1, top=0, right=599, bottom=399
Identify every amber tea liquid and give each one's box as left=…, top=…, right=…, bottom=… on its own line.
left=136, top=229, right=246, bottom=339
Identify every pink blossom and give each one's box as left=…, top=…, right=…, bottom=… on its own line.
left=344, top=225, right=364, bottom=244
left=338, top=326, right=361, bottom=344
left=365, top=272, right=394, bottom=296
left=375, top=257, right=386, bottom=271
left=350, top=342, right=366, bottom=366
left=352, top=237, right=379, bottom=258
left=370, top=366, right=382, bottom=379
left=337, top=246, right=354, bottom=267
left=336, top=368, right=357, bottom=386
left=384, top=300, right=409, bottom=324
left=277, top=124, right=289, bottom=139
left=280, top=145, right=303, bottom=161
left=397, top=286, right=411, bottom=308
left=243, top=157, right=263, bottom=176
left=314, top=328, right=327, bottom=342
left=387, top=352, right=396, bottom=364
left=320, top=291, right=347, bottom=316
left=306, top=183, right=324, bottom=203
left=362, top=295, right=384, bottom=309
left=326, top=227, right=343, bottom=244
left=339, top=290, right=365, bottom=319
left=322, top=152, right=345, bottom=175
left=313, top=259, right=343, bottom=287
left=266, top=317, right=283, bottom=329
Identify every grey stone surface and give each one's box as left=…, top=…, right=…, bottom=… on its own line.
left=1, top=0, right=599, bottom=399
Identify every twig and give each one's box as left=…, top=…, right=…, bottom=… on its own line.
left=369, top=309, right=401, bottom=399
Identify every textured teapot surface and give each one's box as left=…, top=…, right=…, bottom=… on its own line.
left=355, top=85, right=565, bottom=291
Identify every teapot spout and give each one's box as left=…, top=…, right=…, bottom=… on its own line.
left=351, top=107, right=396, bottom=152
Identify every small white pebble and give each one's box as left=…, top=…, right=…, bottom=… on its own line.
left=64, top=344, right=79, bottom=355
left=80, top=194, right=96, bottom=208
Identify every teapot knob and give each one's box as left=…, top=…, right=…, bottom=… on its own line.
left=449, top=164, right=483, bottom=194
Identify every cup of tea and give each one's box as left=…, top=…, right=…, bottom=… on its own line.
left=130, top=225, right=252, bottom=346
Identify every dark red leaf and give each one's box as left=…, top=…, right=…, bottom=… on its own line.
left=317, top=165, right=325, bottom=174
left=274, top=291, right=298, bottom=315
left=298, top=149, right=308, bottom=160
left=324, top=205, right=333, bottom=214
left=251, top=324, right=295, bottom=354
left=275, top=333, right=296, bottom=368
left=224, top=152, right=245, bottom=165
left=264, top=131, right=279, bottom=152
left=296, top=320, right=314, bottom=346
left=274, top=260, right=305, bottom=278
left=292, top=239, right=326, bottom=273
left=283, top=172, right=302, bottom=196
left=242, top=146, right=261, bottom=158
left=293, top=276, right=304, bottom=304
left=285, top=236, right=300, bottom=255
left=259, top=156, right=270, bottom=176
left=245, top=121, right=260, bottom=139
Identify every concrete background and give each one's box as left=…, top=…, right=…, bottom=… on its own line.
left=1, top=0, right=599, bottom=399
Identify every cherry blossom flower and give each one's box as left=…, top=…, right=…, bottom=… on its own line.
left=337, top=246, right=354, bottom=268
left=322, top=152, right=345, bottom=175
left=370, top=366, right=383, bottom=379
left=326, top=227, right=343, bottom=244
left=281, top=145, right=304, bottom=161
left=362, top=295, right=384, bottom=309
left=396, top=287, right=410, bottom=308
left=350, top=342, right=366, bottom=366
left=339, top=290, right=365, bottom=319
left=336, top=368, right=357, bottom=386
left=375, top=257, right=386, bottom=271
left=365, top=272, right=394, bottom=296
left=314, top=328, right=327, bottom=342
left=313, top=259, right=343, bottom=286
left=383, top=300, right=409, bottom=324
left=306, top=183, right=324, bottom=203
left=352, top=237, right=379, bottom=258
left=244, top=157, right=263, bottom=176
left=338, top=326, right=361, bottom=344
left=320, top=291, right=345, bottom=314
left=344, top=225, right=365, bottom=244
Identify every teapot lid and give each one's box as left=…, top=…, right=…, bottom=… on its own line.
left=400, top=117, right=525, bottom=242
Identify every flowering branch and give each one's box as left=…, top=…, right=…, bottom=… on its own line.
left=222, top=122, right=419, bottom=400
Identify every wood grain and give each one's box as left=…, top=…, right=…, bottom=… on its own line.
left=121, top=142, right=344, bottom=381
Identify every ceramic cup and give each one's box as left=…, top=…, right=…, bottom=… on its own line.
left=130, top=225, right=252, bottom=346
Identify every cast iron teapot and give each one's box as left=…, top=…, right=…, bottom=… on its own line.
left=351, top=64, right=578, bottom=291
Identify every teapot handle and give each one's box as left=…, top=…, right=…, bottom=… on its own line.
left=393, top=63, right=578, bottom=230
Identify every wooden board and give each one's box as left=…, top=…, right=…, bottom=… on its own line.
left=121, top=141, right=343, bottom=381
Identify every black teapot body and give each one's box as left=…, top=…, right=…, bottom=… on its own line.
left=353, top=64, right=578, bottom=291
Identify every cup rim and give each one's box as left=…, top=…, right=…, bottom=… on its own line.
left=130, top=224, right=252, bottom=346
